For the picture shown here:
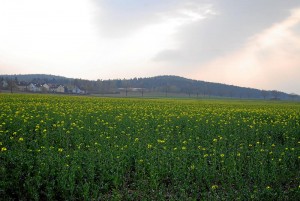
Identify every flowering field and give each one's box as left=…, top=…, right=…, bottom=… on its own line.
left=0, top=94, right=299, bottom=200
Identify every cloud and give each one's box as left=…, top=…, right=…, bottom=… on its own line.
left=92, top=0, right=216, bottom=38
left=83, top=0, right=218, bottom=79
left=0, top=0, right=112, bottom=77
left=153, top=0, right=300, bottom=66
left=189, top=8, right=300, bottom=94
left=0, top=0, right=98, bottom=64
left=1, top=0, right=300, bottom=94
left=92, top=0, right=176, bottom=37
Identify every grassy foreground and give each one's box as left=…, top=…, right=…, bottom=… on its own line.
left=0, top=94, right=299, bottom=200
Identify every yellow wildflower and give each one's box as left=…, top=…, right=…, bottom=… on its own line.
left=211, top=185, right=218, bottom=190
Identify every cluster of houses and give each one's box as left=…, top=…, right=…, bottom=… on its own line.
left=1, top=80, right=86, bottom=94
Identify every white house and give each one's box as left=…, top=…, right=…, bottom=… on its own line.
left=17, top=85, right=27, bottom=91
left=17, top=81, right=28, bottom=91
left=49, top=85, right=57, bottom=93
left=1, top=80, right=8, bottom=88
left=28, top=83, right=41, bottom=92
left=56, top=85, right=65, bottom=93
left=72, top=86, right=85, bottom=94
left=42, top=84, right=50, bottom=91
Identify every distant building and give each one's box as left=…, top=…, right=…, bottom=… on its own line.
left=56, top=85, right=65, bottom=93
left=17, top=81, right=28, bottom=91
left=28, top=83, right=41, bottom=92
left=18, top=85, right=27, bottom=91
left=49, top=85, right=57, bottom=93
left=72, top=86, right=85, bottom=94
left=1, top=80, right=8, bottom=88
left=42, top=84, right=50, bottom=92
left=118, top=87, right=144, bottom=92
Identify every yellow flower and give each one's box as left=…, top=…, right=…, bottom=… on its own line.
left=157, top=139, right=165, bottom=143
left=1, top=147, right=7, bottom=151
left=18, top=137, right=24, bottom=142
left=220, top=154, right=225, bottom=158
left=211, top=185, right=218, bottom=190
left=58, top=148, right=63, bottom=152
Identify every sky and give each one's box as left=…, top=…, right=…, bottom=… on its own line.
left=0, top=0, right=300, bottom=94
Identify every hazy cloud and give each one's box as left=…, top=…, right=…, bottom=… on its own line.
left=1, top=0, right=300, bottom=93
left=189, top=8, right=300, bottom=94
left=154, top=0, right=300, bottom=65
left=93, top=0, right=177, bottom=37
left=92, top=0, right=217, bottom=38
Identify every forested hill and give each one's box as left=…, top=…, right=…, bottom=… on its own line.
left=1, top=74, right=299, bottom=100
left=0, top=74, right=70, bottom=83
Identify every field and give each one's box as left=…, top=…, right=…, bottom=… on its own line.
left=0, top=94, right=299, bottom=200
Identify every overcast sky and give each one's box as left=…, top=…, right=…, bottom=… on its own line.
left=1, top=0, right=300, bottom=94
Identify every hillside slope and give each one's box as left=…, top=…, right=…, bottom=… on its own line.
left=1, top=74, right=299, bottom=100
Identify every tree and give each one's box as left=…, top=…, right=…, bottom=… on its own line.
left=288, top=93, right=299, bottom=101
left=165, top=84, right=169, bottom=97
left=7, top=77, right=17, bottom=93
left=271, top=90, right=280, bottom=100
left=261, top=90, right=268, bottom=100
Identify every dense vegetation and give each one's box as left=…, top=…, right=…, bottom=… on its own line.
left=2, top=74, right=299, bottom=100
left=0, top=94, right=299, bottom=200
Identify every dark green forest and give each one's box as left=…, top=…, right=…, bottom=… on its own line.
left=1, top=74, right=299, bottom=100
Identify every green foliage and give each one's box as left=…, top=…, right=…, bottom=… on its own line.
left=0, top=94, right=299, bottom=200
left=2, top=74, right=298, bottom=99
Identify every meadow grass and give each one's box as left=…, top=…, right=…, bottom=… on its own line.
left=0, top=94, right=299, bottom=200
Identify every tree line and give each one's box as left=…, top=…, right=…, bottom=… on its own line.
left=1, top=74, right=299, bottom=100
